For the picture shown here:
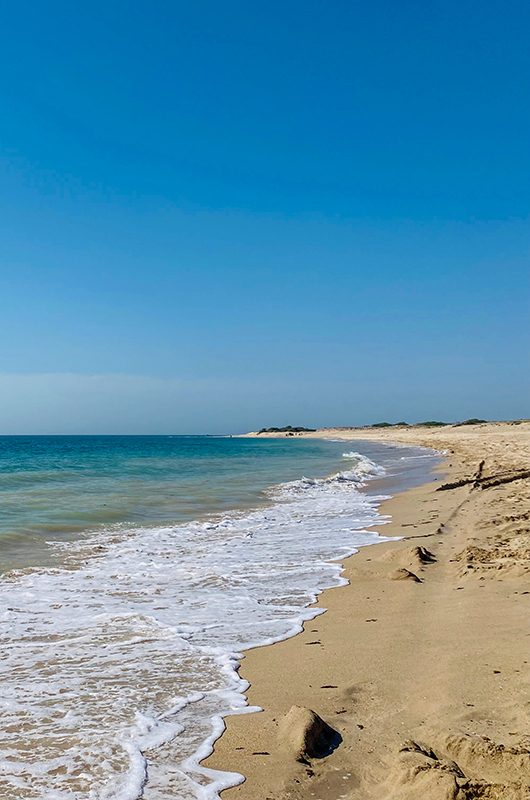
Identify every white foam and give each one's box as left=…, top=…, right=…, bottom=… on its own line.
left=0, top=452, right=399, bottom=799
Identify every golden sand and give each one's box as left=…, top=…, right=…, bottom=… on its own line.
left=206, top=422, right=530, bottom=799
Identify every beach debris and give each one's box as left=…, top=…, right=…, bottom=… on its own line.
left=400, top=739, right=439, bottom=760
left=390, top=568, right=422, bottom=582
left=412, top=546, right=437, bottom=564
left=278, top=705, right=341, bottom=762
left=437, top=465, right=530, bottom=492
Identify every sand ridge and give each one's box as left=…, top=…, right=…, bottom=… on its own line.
left=205, top=422, right=530, bottom=799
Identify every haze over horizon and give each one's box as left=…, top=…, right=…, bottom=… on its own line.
left=1, top=1, right=529, bottom=433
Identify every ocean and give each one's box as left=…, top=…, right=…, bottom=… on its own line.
left=0, top=435, right=440, bottom=799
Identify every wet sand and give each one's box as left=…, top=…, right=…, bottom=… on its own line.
left=206, top=422, right=530, bottom=799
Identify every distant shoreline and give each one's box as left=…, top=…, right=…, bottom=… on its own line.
left=239, top=418, right=528, bottom=438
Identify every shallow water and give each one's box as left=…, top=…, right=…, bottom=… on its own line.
left=0, top=436, right=440, bottom=799
left=0, top=436, right=357, bottom=571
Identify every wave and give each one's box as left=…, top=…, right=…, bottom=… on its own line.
left=342, top=451, right=387, bottom=473
left=0, top=453, right=395, bottom=799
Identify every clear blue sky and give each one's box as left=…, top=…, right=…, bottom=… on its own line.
left=1, top=0, right=529, bottom=433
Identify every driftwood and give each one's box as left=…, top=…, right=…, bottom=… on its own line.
left=437, top=460, right=530, bottom=492
left=478, top=470, right=530, bottom=489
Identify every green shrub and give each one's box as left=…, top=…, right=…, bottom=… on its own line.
left=258, top=425, right=316, bottom=434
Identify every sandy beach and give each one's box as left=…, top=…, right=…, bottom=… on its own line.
left=206, top=422, right=530, bottom=799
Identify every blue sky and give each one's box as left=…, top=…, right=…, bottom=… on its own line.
left=1, top=0, right=529, bottom=433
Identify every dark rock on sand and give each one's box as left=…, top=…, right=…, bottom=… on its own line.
left=278, top=705, right=341, bottom=762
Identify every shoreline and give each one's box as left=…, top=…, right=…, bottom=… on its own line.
left=0, top=435, right=430, bottom=799
left=205, top=422, right=530, bottom=799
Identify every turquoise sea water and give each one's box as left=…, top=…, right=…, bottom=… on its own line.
left=0, top=435, right=440, bottom=799
left=0, top=435, right=353, bottom=569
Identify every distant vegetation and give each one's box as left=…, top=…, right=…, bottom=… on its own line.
left=370, top=419, right=492, bottom=428
left=258, top=418, right=497, bottom=435
left=370, top=422, right=410, bottom=428
left=257, top=425, right=317, bottom=434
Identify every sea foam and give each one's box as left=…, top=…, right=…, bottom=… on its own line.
left=0, top=451, right=393, bottom=799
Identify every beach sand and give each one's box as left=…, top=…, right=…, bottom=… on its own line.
left=205, top=422, right=530, bottom=799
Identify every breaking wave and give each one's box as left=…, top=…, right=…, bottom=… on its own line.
left=0, top=452, right=393, bottom=799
